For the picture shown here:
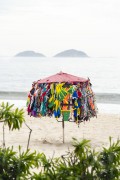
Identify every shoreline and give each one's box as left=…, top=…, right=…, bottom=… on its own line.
left=0, top=99, right=120, bottom=115
left=0, top=91, right=120, bottom=104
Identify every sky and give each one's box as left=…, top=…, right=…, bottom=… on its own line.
left=0, top=0, right=120, bottom=57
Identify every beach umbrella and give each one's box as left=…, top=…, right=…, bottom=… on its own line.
left=38, top=72, right=88, bottom=143
left=38, top=72, right=89, bottom=143
left=27, top=72, right=97, bottom=143
left=38, top=71, right=87, bottom=84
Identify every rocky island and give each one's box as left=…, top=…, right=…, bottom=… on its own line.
left=54, top=49, right=88, bottom=57
left=15, top=51, right=45, bottom=57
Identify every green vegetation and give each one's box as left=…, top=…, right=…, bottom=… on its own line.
left=31, top=138, right=120, bottom=180
left=0, top=102, right=31, bottom=149
left=0, top=102, right=25, bottom=130
left=0, top=138, right=119, bottom=179
left=0, top=102, right=120, bottom=179
left=0, top=146, right=44, bottom=179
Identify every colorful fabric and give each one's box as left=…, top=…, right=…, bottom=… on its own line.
left=27, top=80, right=98, bottom=124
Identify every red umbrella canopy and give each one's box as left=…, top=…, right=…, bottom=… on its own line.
left=38, top=71, right=87, bottom=84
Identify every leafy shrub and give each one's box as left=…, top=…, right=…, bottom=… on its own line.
left=0, top=138, right=119, bottom=180
left=32, top=138, right=120, bottom=180
left=0, top=102, right=25, bottom=130
left=0, top=102, right=31, bottom=149
left=0, top=146, right=44, bottom=180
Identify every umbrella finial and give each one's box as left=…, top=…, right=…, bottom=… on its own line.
left=59, top=71, right=63, bottom=75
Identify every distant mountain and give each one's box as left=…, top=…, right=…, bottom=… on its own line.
left=54, top=49, right=88, bottom=57
left=15, top=51, right=45, bottom=57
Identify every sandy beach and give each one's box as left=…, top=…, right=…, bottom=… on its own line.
left=0, top=112, right=120, bottom=157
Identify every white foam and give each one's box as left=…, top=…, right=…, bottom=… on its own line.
left=0, top=99, right=120, bottom=115
left=97, top=103, right=120, bottom=114
left=0, top=99, right=26, bottom=108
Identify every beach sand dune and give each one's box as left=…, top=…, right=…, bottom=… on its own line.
left=0, top=113, right=120, bottom=157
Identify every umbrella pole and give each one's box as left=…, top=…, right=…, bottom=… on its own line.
left=62, top=118, right=65, bottom=143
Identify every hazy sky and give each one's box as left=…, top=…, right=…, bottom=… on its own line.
left=0, top=0, right=120, bottom=57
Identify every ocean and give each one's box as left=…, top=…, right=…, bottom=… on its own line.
left=0, top=57, right=120, bottom=93
left=0, top=57, right=120, bottom=113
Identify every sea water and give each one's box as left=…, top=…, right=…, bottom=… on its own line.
left=0, top=57, right=120, bottom=114
left=0, top=57, right=120, bottom=93
left=0, top=99, right=120, bottom=114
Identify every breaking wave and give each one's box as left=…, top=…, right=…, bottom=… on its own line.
left=0, top=91, right=120, bottom=104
